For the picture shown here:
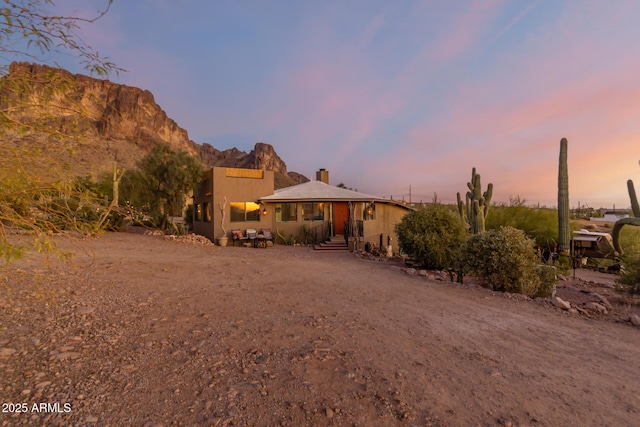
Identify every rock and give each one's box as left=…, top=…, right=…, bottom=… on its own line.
left=255, top=354, right=269, bottom=365
left=585, top=302, right=608, bottom=315
left=552, top=296, right=571, bottom=310
left=85, top=415, right=99, bottom=423
left=325, top=407, right=334, bottom=418
left=405, top=268, right=416, bottom=275
left=0, top=347, right=16, bottom=358
left=629, top=314, right=640, bottom=327
left=76, top=306, right=95, bottom=315
left=589, top=293, right=613, bottom=310
left=56, top=352, right=80, bottom=360
left=417, top=270, right=428, bottom=277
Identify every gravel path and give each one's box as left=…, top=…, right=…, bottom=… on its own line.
left=1, top=232, right=639, bottom=426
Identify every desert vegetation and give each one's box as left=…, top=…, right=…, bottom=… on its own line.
left=397, top=157, right=640, bottom=299
left=461, top=226, right=556, bottom=298
left=0, top=1, right=206, bottom=265
left=394, top=203, right=466, bottom=278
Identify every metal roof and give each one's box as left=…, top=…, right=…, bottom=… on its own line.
left=259, top=180, right=394, bottom=203
left=573, top=229, right=611, bottom=237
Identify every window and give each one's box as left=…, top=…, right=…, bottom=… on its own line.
left=364, top=202, right=375, bottom=220
left=203, top=202, right=211, bottom=222
left=195, top=204, right=203, bottom=222
left=230, top=201, right=261, bottom=222
left=302, top=202, right=324, bottom=221
left=275, top=203, right=297, bottom=222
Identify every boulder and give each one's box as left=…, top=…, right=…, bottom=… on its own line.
left=552, top=296, right=571, bottom=310
left=585, top=302, right=608, bottom=315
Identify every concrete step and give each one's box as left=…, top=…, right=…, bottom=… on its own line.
left=313, top=244, right=348, bottom=251
left=314, top=238, right=348, bottom=251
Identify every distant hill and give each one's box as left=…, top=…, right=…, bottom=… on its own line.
left=0, top=62, right=308, bottom=188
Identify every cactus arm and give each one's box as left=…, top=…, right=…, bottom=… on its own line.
left=483, top=183, right=493, bottom=217
left=457, top=192, right=470, bottom=230
left=612, top=217, right=640, bottom=255
left=628, top=179, right=640, bottom=217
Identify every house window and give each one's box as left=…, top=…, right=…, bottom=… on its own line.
left=230, top=201, right=261, bottom=222
left=302, top=202, right=324, bottom=221
left=203, top=202, right=212, bottom=222
left=275, top=203, right=297, bottom=222
left=195, top=204, right=203, bottom=222
left=364, top=203, right=375, bottom=220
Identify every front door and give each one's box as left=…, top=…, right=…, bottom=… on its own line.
left=333, top=202, right=350, bottom=236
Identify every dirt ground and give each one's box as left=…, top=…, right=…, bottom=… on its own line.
left=1, top=232, right=640, bottom=427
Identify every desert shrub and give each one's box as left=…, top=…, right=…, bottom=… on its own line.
left=487, top=201, right=579, bottom=249
left=461, top=226, right=556, bottom=298
left=184, top=204, right=194, bottom=228
left=617, top=252, right=640, bottom=295
left=556, top=255, right=571, bottom=275
left=395, top=204, right=466, bottom=272
left=619, top=226, right=640, bottom=255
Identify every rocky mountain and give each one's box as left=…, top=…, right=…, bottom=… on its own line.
left=199, top=142, right=309, bottom=189
left=0, top=62, right=308, bottom=187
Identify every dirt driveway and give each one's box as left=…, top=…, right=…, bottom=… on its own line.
left=1, top=232, right=639, bottom=426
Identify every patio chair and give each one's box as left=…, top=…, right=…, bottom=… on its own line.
left=261, top=229, right=273, bottom=245
left=231, top=229, right=247, bottom=247
left=245, top=228, right=258, bottom=247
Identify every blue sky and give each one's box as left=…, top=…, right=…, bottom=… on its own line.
left=25, top=1, right=640, bottom=207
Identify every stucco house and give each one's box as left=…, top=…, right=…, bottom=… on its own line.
left=192, top=167, right=412, bottom=253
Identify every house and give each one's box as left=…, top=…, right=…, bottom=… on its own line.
left=192, top=167, right=274, bottom=243
left=192, top=167, right=412, bottom=253
left=591, top=209, right=631, bottom=222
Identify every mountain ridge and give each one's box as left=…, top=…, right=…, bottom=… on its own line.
left=0, top=62, right=308, bottom=188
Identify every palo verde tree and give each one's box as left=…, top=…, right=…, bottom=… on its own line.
left=0, top=0, right=121, bottom=265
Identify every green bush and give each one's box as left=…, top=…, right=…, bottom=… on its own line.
left=461, top=226, right=556, bottom=298
left=395, top=204, right=466, bottom=272
left=617, top=247, right=640, bottom=295
left=487, top=200, right=580, bottom=249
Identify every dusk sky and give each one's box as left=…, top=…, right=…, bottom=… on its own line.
left=38, top=1, right=640, bottom=208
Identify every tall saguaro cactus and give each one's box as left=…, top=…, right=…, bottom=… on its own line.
left=558, top=138, right=570, bottom=253
left=613, top=178, right=640, bottom=255
left=457, top=167, right=493, bottom=234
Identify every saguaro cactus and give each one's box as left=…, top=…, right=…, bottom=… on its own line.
left=558, top=138, right=570, bottom=253
left=457, top=167, right=493, bottom=234
left=612, top=178, right=640, bottom=255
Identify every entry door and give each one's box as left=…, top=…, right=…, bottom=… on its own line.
left=333, top=202, right=350, bottom=236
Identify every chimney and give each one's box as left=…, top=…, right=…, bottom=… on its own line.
left=316, top=168, right=329, bottom=184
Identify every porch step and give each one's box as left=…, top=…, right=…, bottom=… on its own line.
left=314, top=235, right=348, bottom=251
